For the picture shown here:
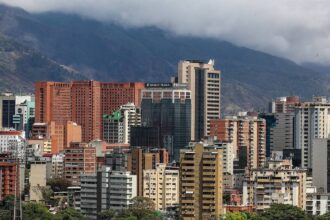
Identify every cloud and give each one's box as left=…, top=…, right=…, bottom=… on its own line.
left=1, top=0, right=330, bottom=64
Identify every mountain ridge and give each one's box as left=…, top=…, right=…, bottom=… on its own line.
left=0, top=4, right=328, bottom=113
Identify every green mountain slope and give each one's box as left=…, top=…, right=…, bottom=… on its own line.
left=0, top=33, right=84, bottom=92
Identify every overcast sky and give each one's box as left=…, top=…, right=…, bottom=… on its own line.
left=1, top=0, right=330, bottom=65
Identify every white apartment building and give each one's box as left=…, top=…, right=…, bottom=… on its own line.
left=143, top=163, right=179, bottom=211
left=108, top=171, right=137, bottom=210
left=294, top=97, right=330, bottom=168
left=243, top=159, right=307, bottom=211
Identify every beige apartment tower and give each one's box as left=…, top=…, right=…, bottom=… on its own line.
left=143, top=163, right=179, bottom=211
left=179, top=143, right=223, bottom=220
left=178, top=60, right=221, bottom=141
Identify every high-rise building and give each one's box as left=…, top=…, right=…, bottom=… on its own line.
left=0, top=93, right=32, bottom=129
left=294, top=97, right=330, bottom=168
left=242, top=159, right=306, bottom=211
left=35, top=81, right=144, bottom=142
left=270, top=96, right=300, bottom=113
left=108, top=171, right=137, bottom=209
left=259, top=112, right=295, bottom=156
left=143, top=163, right=179, bottom=211
left=63, top=142, right=96, bottom=185
left=103, top=111, right=125, bottom=144
left=178, top=60, right=221, bottom=140
left=179, top=143, right=223, bottom=220
left=130, top=147, right=169, bottom=196
left=312, top=138, right=330, bottom=192
left=141, top=83, right=191, bottom=160
left=80, top=167, right=137, bottom=220
left=13, top=99, right=35, bottom=136
left=210, top=113, right=266, bottom=169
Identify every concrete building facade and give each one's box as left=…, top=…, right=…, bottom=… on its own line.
left=210, top=113, right=266, bottom=169
left=242, top=160, right=306, bottom=211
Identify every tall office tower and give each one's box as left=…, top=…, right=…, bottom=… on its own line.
left=130, top=147, right=169, bottom=196
left=100, top=82, right=144, bottom=115
left=210, top=113, right=266, bottom=169
left=294, top=97, right=330, bottom=168
left=71, top=81, right=102, bottom=142
left=312, top=138, right=330, bottom=192
left=259, top=112, right=295, bottom=156
left=242, top=159, right=307, bottom=211
left=141, top=83, right=191, bottom=160
left=179, top=143, right=223, bottom=220
left=143, top=163, right=179, bottom=211
left=178, top=60, right=221, bottom=140
left=0, top=93, right=32, bottom=129
left=63, top=142, right=96, bottom=185
left=35, top=81, right=144, bottom=142
left=270, top=96, right=300, bottom=113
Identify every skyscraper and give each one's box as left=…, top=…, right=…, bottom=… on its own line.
left=178, top=60, right=221, bottom=140
left=294, top=97, right=330, bottom=168
left=141, top=83, right=191, bottom=160
left=0, top=93, right=32, bottom=129
left=179, top=143, right=223, bottom=220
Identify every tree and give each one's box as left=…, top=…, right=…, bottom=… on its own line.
left=98, top=209, right=117, bottom=220
left=54, top=207, right=89, bottom=220
left=22, top=202, right=53, bottom=220
left=0, top=195, right=15, bottom=220
left=316, top=212, right=330, bottom=220
left=47, top=178, right=72, bottom=192
left=129, top=197, right=156, bottom=220
left=223, top=212, right=249, bottom=220
left=252, top=204, right=308, bottom=220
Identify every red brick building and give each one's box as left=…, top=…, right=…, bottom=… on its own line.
left=35, top=81, right=144, bottom=142
left=63, top=142, right=96, bottom=186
